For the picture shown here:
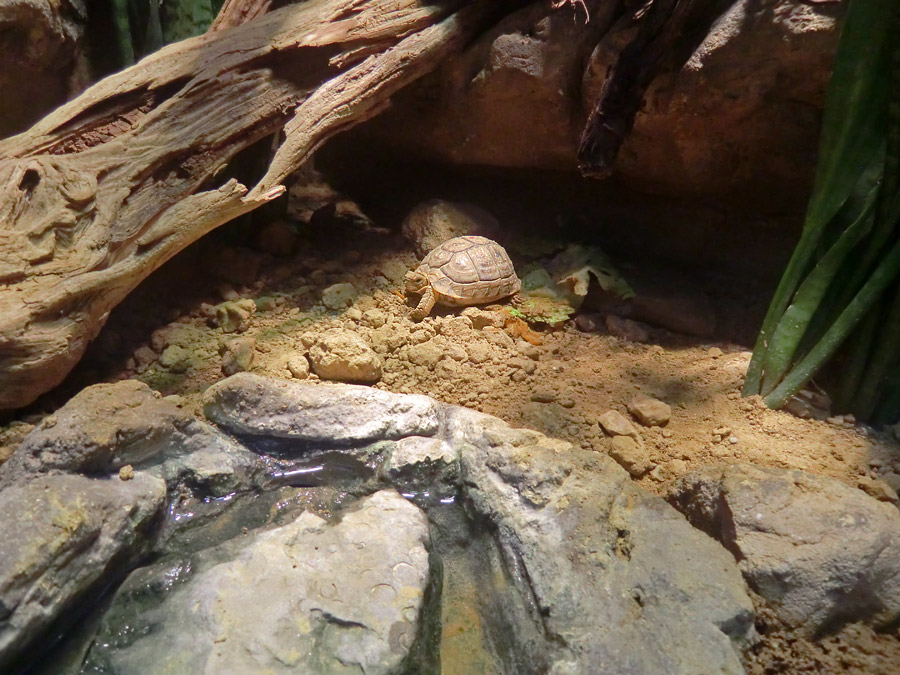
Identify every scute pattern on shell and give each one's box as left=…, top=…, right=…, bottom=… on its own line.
left=418, top=235, right=521, bottom=306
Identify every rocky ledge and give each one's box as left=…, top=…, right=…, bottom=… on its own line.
left=0, top=373, right=897, bottom=673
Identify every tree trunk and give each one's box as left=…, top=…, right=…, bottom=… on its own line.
left=0, top=0, right=520, bottom=411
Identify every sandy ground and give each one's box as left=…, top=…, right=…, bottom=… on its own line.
left=3, top=216, right=900, bottom=673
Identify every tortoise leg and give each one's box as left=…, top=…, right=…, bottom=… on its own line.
left=410, top=286, right=436, bottom=321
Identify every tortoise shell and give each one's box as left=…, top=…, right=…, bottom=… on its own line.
left=417, top=235, right=521, bottom=306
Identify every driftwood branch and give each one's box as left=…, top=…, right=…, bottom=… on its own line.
left=0, top=0, right=517, bottom=410
left=577, top=0, right=728, bottom=177
left=209, top=0, right=277, bottom=32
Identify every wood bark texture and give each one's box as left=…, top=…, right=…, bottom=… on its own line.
left=209, top=0, right=276, bottom=32
left=0, top=0, right=514, bottom=410
left=577, top=0, right=728, bottom=177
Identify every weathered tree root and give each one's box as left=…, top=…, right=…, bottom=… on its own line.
left=0, top=0, right=519, bottom=410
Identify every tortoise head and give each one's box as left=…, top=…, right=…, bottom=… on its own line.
left=404, top=267, right=428, bottom=295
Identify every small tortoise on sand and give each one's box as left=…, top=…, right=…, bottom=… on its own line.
left=404, top=235, right=521, bottom=320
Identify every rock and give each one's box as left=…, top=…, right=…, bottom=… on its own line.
left=159, top=344, right=191, bottom=373
left=508, top=356, right=537, bottom=375
left=308, top=328, right=382, bottom=383
left=0, top=472, right=166, bottom=671
left=669, top=464, right=900, bottom=635
left=0, top=0, right=89, bottom=138
left=371, top=323, right=410, bottom=354
left=321, top=282, right=358, bottom=310
left=151, top=322, right=206, bottom=353
left=882, top=471, right=900, bottom=495
left=606, top=315, right=651, bottom=343
left=377, top=259, right=411, bottom=284
left=0, top=421, right=33, bottom=468
left=406, top=340, right=444, bottom=368
left=133, top=345, right=157, bottom=368
left=285, top=354, right=310, bottom=379
left=597, top=410, right=639, bottom=438
left=448, top=407, right=756, bottom=673
left=608, top=435, right=652, bottom=478
left=353, top=0, right=840, bottom=212
left=362, top=308, right=387, bottom=328
left=632, top=285, right=717, bottom=338
left=401, top=199, right=500, bottom=258
left=0, top=380, right=195, bottom=482
left=255, top=219, right=298, bottom=256
left=211, top=299, right=256, bottom=333
left=14, top=373, right=760, bottom=674
left=83, top=490, right=432, bottom=675
left=588, top=267, right=718, bottom=338
left=465, top=341, right=493, bottom=364
left=530, top=389, right=557, bottom=403
left=385, top=436, right=459, bottom=499
left=573, top=313, right=602, bottom=332
left=203, top=372, right=440, bottom=444
left=461, top=306, right=504, bottom=329
left=437, top=315, right=473, bottom=337
left=628, top=396, right=672, bottom=427
left=214, top=247, right=261, bottom=286
left=219, top=336, right=256, bottom=376
left=856, top=476, right=900, bottom=506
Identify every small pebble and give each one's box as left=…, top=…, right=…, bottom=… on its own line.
left=530, top=390, right=557, bottom=403
left=287, top=355, right=310, bottom=379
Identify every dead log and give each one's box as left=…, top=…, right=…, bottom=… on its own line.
left=0, top=0, right=522, bottom=411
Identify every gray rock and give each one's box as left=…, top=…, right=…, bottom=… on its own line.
left=4, top=374, right=760, bottom=674
left=401, top=200, right=501, bottom=258
left=84, top=490, right=433, bottom=675
left=669, top=464, right=900, bottom=635
left=0, top=472, right=166, bottom=671
left=356, top=1, right=839, bottom=211
left=448, top=407, right=756, bottom=674
left=321, top=282, right=358, bottom=310
left=202, top=372, right=441, bottom=444
left=160, top=423, right=262, bottom=497
left=219, top=335, right=256, bottom=375
left=0, top=380, right=195, bottom=483
left=385, top=436, right=459, bottom=499
left=0, top=0, right=88, bottom=138
left=308, top=327, right=383, bottom=383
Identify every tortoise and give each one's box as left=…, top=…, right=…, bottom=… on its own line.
left=404, top=235, right=521, bottom=320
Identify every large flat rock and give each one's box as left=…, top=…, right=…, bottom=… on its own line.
left=84, top=490, right=433, bottom=675
left=203, top=372, right=441, bottom=444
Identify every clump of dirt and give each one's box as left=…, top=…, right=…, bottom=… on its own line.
left=4, top=213, right=900, bottom=673
left=746, top=607, right=900, bottom=675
